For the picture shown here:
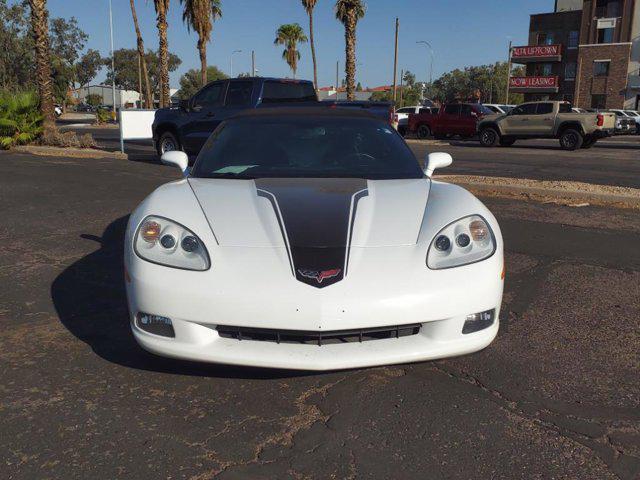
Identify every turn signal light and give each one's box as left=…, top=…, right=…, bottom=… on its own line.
left=141, top=220, right=161, bottom=243
left=136, top=312, right=175, bottom=337
left=462, top=309, right=495, bottom=334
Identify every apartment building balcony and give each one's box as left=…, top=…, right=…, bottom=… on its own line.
left=509, top=76, right=560, bottom=93
left=511, top=44, right=563, bottom=63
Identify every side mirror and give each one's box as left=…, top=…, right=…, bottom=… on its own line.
left=161, top=150, right=189, bottom=176
left=424, top=152, right=453, bottom=178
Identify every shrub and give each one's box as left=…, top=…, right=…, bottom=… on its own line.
left=85, top=93, right=102, bottom=107
left=95, top=108, right=112, bottom=125
left=0, top=91, right=43, bottom=149
left=40, top=128, right=96, bottom=148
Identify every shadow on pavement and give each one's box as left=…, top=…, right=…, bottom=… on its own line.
left=51, top=215, right=309, bottom=380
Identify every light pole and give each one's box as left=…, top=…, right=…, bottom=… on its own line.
left=108, top=0, right=116, bottom=117
left=230, top=49, right=242, bottom=78
left=416, top=40, right=434, bottom=101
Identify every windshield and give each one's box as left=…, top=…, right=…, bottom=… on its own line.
left=260, top=81, right=317, bottom=103
left=623, top=111, right=639, bottom=117
left=192, top=116, right=424, bottom=180
left=477, top=105, right=495, bottom=115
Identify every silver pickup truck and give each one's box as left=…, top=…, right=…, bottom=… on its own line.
left=477, top=101, right=616, bottom=150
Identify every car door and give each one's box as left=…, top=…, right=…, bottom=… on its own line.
left=459, top=104, right=478, bottom=136
left=439, top=104, right=461, bottom=135
left=181, top=80, right=227, bottom=154
left=503, top=103, right=537, bottom=135
left=529, top=102, right=556, bottom=135
left=220, top=80, right=255, bottom=120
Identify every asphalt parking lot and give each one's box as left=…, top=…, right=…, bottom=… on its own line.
left=1, top=141, right=639, bottom=479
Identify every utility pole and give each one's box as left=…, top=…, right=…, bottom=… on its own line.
left=251, top=50, right=256, bottom=76
left=108, top=0, right=116, bottom=118
left=137, top=53, right=142, bottom=108
left=336, top=60, right=339, bottom=98
left=505, top=40, right=512, bottom=104
left=399, top=68, right=404, bottom=106
left=392, top=18, right=399, bottom=104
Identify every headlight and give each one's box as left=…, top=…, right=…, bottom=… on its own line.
left=427, top=215, right=495, bottom=269
left=134, top=215, right=210, bottom=271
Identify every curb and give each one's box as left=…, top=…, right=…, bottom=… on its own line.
left=13, top=145, right=127, bottom=160
left=435, top=175, right=640, bottom=210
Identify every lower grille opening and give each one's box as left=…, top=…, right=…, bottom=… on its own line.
left=216, top=324, right=422, bottom=346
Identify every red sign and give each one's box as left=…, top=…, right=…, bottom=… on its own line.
left=509, top=76, right=559, bottom=90
left=511, top=44, right=562, bottom=59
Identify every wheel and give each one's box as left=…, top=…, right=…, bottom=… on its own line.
left=398, top=125, right=407, bottom=137
left=417, top=124, right=431, bottom=139
left=581, top=136, right=597, bottom=149
left=479, top=127, right=500, bottom=147
left=559, top=129, right=583, bottom=150
left=499, top=137, right=515, bottom=147
left=157, top=131, right=181, bottom=156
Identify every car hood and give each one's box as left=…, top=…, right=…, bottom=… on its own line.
left=188, top=177, right=430, bottom=287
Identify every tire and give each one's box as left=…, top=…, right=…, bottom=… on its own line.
left=559, top=129, right=583, bottom=151
left=581, top=136, right=597, bottom=149
left=479, top=127, right=500, bottom=147
left=499, top=137, right=515, bottom=147
left=157, top=131, right=181, bottom=156
left=417, top=124, right=431, bottom=139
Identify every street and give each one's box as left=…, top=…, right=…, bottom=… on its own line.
left=1, top=146, right=639, bottom=479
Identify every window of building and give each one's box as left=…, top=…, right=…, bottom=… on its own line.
left=565, top=62, right=577, bottom=79
left=568, top=31, right=579, bottom=49
left=591, top=94, right=607, bottom=109
left=537, top=33, right=554, bottom=45
left=597, top=27, right=615, bottom=43
left=595, top=0, right=621, bottom=18
left=534, top=63, right=554, bottom=76
left=593, top=60, right=610, bottom=77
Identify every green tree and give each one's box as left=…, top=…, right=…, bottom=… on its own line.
left=104, top=48, right=181, bottom=96
left=274, top=23, right=307, bottom=78
left=27, top=0, right=55, bottom=129
left=129, top=0, right=153, bottom=108
left=301, top=0, right=318, bottom=90
left=180, top=0, right=222, bottom=86
left=49, top=17, right=87, bottom=69
left=178, top=65, right=228, bottom=98
left=0, top=0, right=34, bottom=90
left=403, top=70, right=416, bottom=87
left=85, top=93, right=101, bottom=107
left=76, top=49, right=102, bottom=88
left=335, top=0, right=365, bottom=100
left=153, top=0, right=171, bottom=107
left=356, top=81, right=362, bottom=91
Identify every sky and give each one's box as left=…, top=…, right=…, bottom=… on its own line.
left=42, top=0, right=556, bottom=89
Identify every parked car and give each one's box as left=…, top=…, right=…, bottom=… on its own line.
left=76, top=103, right=94, bottom=113
left=152, top=77, right=317, bottom=156
left=623, top=110, right=640, bottom=133
left=477, top=101, right=615, bottom=150
left=484, top=104, right=514, bottom=114
left=54, top=104, right=62, bottom=117
left=408, top=103, right=493, bottom=139
left=128, top=107, right=504, bottom=370
left=395, top=105, right=437, bottom=135
left=325, top=100, right=397, bottom=129
left=608, top=110, right=637, bottom=135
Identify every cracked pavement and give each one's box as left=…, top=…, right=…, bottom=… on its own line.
left=0, top=150, right=639, bottom=479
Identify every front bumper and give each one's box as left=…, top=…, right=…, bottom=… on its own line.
left=125, top=245, right=503, bottom=371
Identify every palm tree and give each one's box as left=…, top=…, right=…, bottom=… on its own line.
left=27, top=0, right=55, bottom=130
left=153, top=0, right=171, bottom=108
left=274, top=24, right=307, bottom=79
left=180, top=0, right=222, bottom=87
left=335, top=0, right=365, bottom=100
left=301, top=0, right=318, bottom=90
left=129, top=0, right=153, bottom=108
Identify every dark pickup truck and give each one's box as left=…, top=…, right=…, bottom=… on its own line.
left=153, top=77, right=317, bottom=156
left=408, top=103, right=494, bottom=139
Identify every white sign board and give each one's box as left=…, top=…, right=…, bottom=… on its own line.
left=597, top=18, right=616, bottom=29
left=120, top=109, right=157, bottom=141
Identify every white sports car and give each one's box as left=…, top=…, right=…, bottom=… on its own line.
left=125, top=107, right=504, bottom=371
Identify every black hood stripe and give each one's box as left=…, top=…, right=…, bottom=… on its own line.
left=255, top=178, right=368, bottom=288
